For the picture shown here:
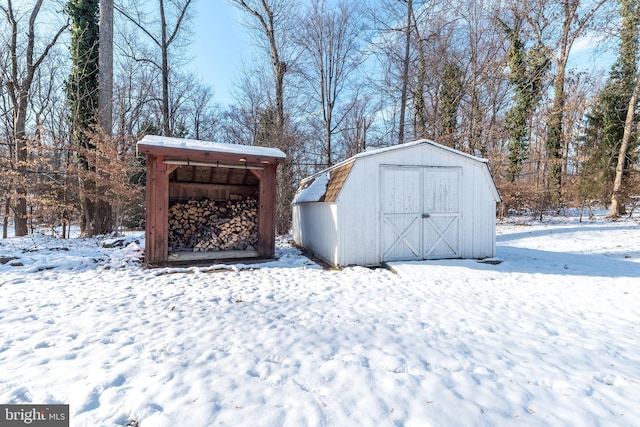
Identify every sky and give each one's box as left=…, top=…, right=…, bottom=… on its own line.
left=187, top=2, right=616, bottom=109
left=189, top=1, right=250, bottom=107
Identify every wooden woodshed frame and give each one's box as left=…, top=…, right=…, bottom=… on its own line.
left=292, top=139, right=501, bottom=267
left=137, top=135, right=285, bottom=265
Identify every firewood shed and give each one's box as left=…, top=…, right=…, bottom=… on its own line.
left=137, top=135, right=286, bottom=265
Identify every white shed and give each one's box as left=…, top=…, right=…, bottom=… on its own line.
left=292, top=139, right=501, bottom=267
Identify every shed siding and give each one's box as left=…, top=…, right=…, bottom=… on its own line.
left=341, top=144, right=470, bottom=265
left=294, top=140, right=499, bottom=267
left=292, top=203, right=339, bottom=266
left=470, top=161, right=497, bottom=258
left=342, top=157, right=385, bottom=266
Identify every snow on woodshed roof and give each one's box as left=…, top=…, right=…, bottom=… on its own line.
left=137, top=135, right=286, bottom=159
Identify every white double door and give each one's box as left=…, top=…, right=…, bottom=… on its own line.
left=381, top=166, right=462, bottom=261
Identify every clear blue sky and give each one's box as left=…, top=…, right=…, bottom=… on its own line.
left=189, top=1, right=250, bottom=107
left=187, top=2, right=614, bottom=108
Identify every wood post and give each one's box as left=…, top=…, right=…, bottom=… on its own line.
left=257, top=164, right=277, bottom=257
left=145, top=154, right=170, bottom=264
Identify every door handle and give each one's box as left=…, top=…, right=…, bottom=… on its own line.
left=422, top=213, right=430, bottom=218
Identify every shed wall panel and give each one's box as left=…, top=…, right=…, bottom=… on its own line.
left=292, top=203, right=338, bottom=266
left=336, top=159, right=381, bottom=266
left=468, top=162, right=497, bottom=258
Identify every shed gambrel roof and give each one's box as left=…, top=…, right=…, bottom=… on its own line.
left=293, top=139, right=501, bottom=204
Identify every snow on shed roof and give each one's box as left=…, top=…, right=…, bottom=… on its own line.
left=293, top=160, right=354, bottom=204
left=293, top=170, right=330, bottom=204
left=294, top=139, right=499, bottom=204
left=137, top=135, right=286, bottom=159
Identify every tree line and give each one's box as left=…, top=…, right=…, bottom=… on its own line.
left=0, top=0, right=638, bottom=238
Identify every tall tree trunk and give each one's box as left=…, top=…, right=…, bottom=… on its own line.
left=3, top=196, right=10, bottom=239
left=325, top=121, right=332, bottom=167
left=14, top=97, right=29, bottom=236
left=547, top=62, right=566, bottom=206
left=413, top=19, right=427, bottom=139
left=160, top=0, right=170, bottom=136
left=608, top=73, right=640, bottom=218
left=232, top=0, right=294, bottom=234
left=68, top=0, right=114, bottom=236
left=398, top=0, right=412, bottom=144
left=99, top=0, right=114, bottom=134
left=530, top=0, right=608, bottom=206
left=545, top=1, right=573, bottom=207
left=95, top=0, right=116, bottom=235
left=274, top=60, right=286, bottom=139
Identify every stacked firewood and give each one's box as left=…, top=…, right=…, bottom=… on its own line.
left=168, top=197, right=258, bottom=252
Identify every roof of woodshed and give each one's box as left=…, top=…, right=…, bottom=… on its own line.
left=137, top=135, right=286, bottom=162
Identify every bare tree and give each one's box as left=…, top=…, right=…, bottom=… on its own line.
left=365, top=0, right=424, bottom=145
left=0, top=0, right=68, bottom=236
left=340, top=94, right=378, bottom=158
left=608, top=73, right=640, bottom=217
left=183, top=82, right=218, bottom=141
left=113, top=54, right=158, bottom=138
left=116, top=0, right=194, bottom=136
left=457, top=0, right=508, bottom=156
left=524, top=0, right=609, bottom=205
left=226, top=65, right=272, bottom=146
left=231, top=0, right=296, bottom=142
left=296, top=0, right=365, bottom=167
left=230, top=0, right=299, bottom=233
left=410, top=4, right=460, bottom=143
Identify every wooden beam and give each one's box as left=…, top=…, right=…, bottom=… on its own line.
left=167, top=250, right=259, bottom=262
left=164, top=159, right=264, bottom=170
left=257, top=163, right=277, bottom=257
left=250, top=169, right=263, bottom=180
left=138, top=144, right=282, bottom=165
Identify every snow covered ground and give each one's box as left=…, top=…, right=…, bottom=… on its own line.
left=1, top=213, right=639, bottom=427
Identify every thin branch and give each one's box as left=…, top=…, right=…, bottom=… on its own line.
left=167, top=0, right=194, bottom=46
left=115, top=4, right=162, bottom=47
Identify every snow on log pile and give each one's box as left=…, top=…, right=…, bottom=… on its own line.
left=168, top=198, right=258, bottom=252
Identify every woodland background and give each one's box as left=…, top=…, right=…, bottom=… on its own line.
left=1, top=0, right=638, bottom=238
